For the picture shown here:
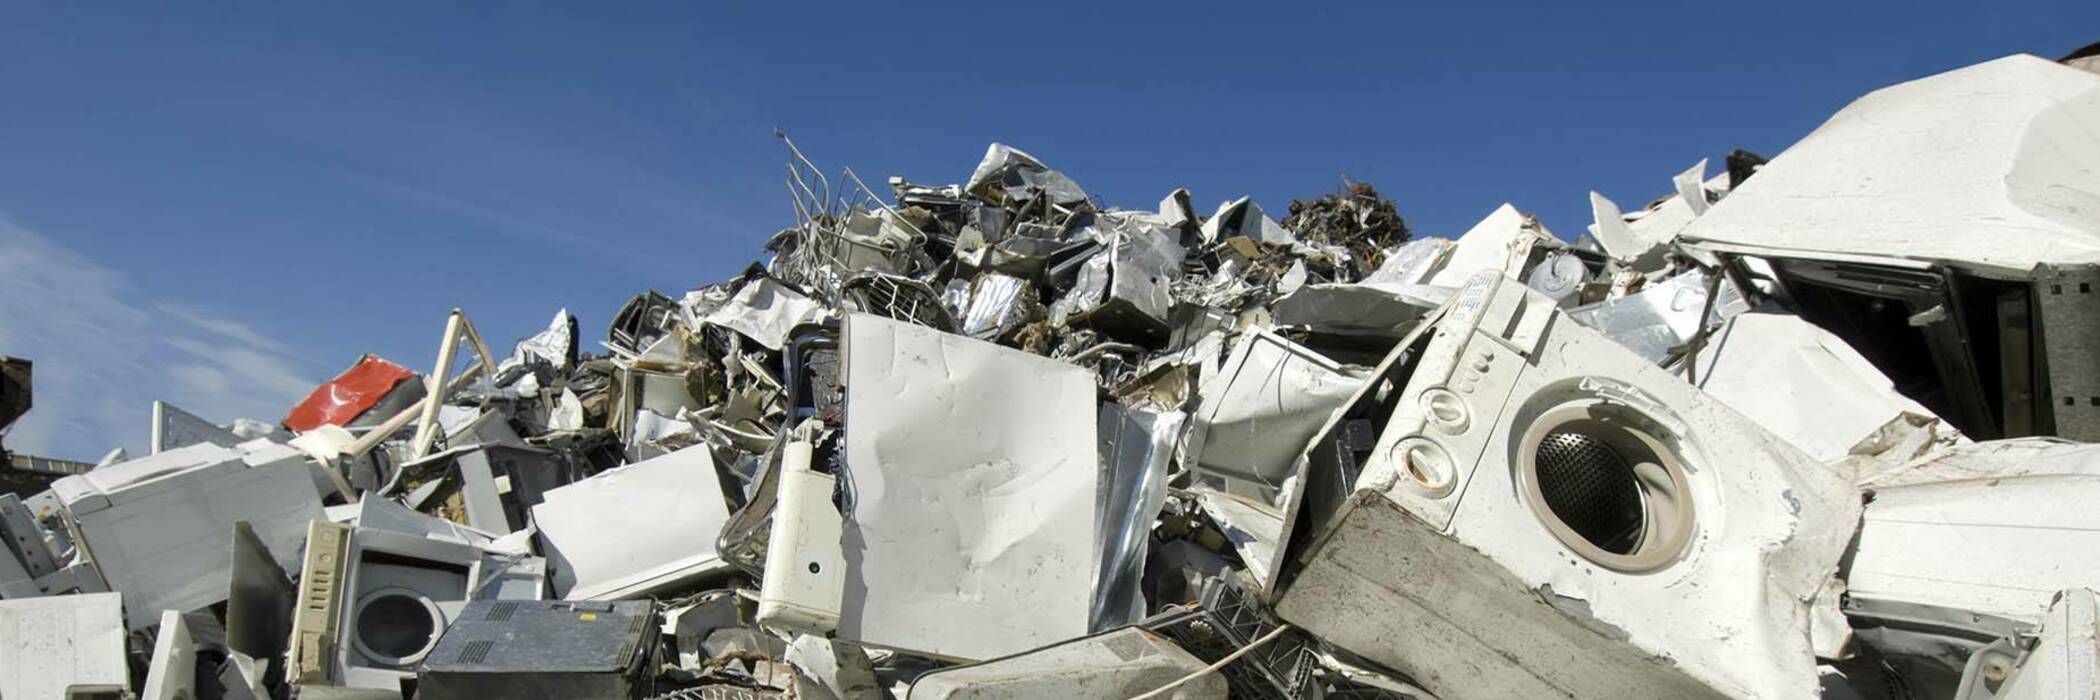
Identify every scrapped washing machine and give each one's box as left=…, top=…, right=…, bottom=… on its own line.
left=339, top=531, right=478, bottom=685
left=287, top=519, right=490, bottom=690
left=1275, top=269, right=1863, bottom=700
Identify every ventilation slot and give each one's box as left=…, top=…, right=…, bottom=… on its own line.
left=455, top=639, right=493, bottom=665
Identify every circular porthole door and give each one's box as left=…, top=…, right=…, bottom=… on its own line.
left=1514, top=396, right=1697, bottom=573
left=351, top=588, right=446, bottom=668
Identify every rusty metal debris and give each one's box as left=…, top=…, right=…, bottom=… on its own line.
left=2, top=51, right=2099, bottom=700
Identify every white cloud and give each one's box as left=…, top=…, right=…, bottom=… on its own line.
left=158, top=303, right=298, bottom=356
left=0, top=214, right=322, bottom=460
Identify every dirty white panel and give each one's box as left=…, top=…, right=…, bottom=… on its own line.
left=142, top=608, right=198, bottom=700
left=1866, top=437, right=2100, bottom=488
left=56, top=442, right=322, bottom=628
left=758, top=441, right=847, bottom=636
left=839, top=313, right=1099, bottom=661
left=1849, top=473, right=2100, bottom=625
left=532, top=444, right=733, bottom=600
left=54, top=442, right=237, bottom=499
left=0, top=592, right=128, bottom=699
left=1362, top=237, right=1452, bottom=286
left=1185, top=331, right=1366, bottom=487
left=1423, top=203, right=1530, bottom=287
left=1674, top=158, right=1713, bottom=216
left=906, top=626, right=1226, bottom=700
left=1270, top=282, right=1439, bottom=339
left=1696, top=311, right=1963, bottom=463
left=1678, top=55, right=2100, bottom=273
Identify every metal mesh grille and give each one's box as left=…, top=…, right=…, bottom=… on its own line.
left=1146, top=578, right=1321, bottom=700
left=1534, top=430, right=1644, bottom=554
left=645, top=687, right=786, bottom=700
left=840, top=274, right=956, bottom=333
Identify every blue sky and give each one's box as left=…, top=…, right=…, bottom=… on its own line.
left=2, top=2, right=2094, bottom=459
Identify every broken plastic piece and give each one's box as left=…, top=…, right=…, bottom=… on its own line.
left=756, top=439, right=845, bottom=636
left=283, top=355, right=417, bottom=433
left=141, top=609, right=198, bottom=700
left=1984, top=588, right=2100, bottom=699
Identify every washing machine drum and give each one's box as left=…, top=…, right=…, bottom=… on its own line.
left=1516, top=399, right=1698, bottom=573
left=351, top=587, right=448, bottom=668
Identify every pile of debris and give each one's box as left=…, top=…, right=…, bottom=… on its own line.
left=3, top=52, right=2099, bottom=700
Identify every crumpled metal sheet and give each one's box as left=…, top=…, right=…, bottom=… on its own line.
left=1564, top=268, right=1747, bottom=365
left=965, top=143, right=1088, bottom=207
left=957, top=273, right=1036, bottom=340
left=1052, top=223, right=1183, bottom=341
left=704, top=278, right=827, bottom=352
left=1184, top=331, right=1368, bottom=489
left=504, top=308, right=578, bottom=372
left=1199, top=196, right=1295, bottom=249
left=153, top=400, right=246, bottom=453
left=1092, top=403, right=1181, bottom=630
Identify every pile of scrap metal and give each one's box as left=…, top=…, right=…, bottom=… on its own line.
left=4, top=50, right=2100, bottom=700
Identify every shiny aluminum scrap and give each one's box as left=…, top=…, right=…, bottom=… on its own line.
left=3, top=47, right=2100, bottom=700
